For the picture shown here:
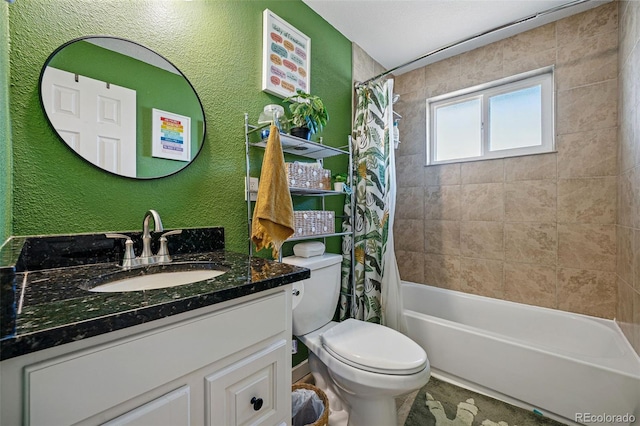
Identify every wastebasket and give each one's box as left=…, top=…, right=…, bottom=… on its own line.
left=291, top=383, right=329, bottom=426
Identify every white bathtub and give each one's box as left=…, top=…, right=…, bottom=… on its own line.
left=401, top=282, right=640, bottom=426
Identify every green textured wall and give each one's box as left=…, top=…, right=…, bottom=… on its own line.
left=0, top=3, right=11, bottom=246
left=8, top=0, right=352, bottom=253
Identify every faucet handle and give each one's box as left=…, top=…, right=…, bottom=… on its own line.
left=160, top=229, right=183, bottom=238
left=157, top=230, right=183, bottom=263
left=105, top=233, right=137, bottom=268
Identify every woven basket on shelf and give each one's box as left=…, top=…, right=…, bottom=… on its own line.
left=293, top=211, right=335, bottom=237
left=286, top=162, right=331, bottom=190
left=291, top=383, right=329, bottom=426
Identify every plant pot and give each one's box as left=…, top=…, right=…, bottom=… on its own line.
left=334, top=182, right=345, bottom=192
left=290, top=126, right=311, bottom=140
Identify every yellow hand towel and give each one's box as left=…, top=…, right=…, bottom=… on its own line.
left=251, top=125, right=294, bottom=258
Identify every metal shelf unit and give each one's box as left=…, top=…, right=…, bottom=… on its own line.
left=244, top=113, right=354, bottom=263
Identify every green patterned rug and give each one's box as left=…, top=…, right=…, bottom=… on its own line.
left=404, top=377, right=567, bottom=426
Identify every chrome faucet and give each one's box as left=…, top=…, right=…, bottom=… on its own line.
left=140, top=209, right=164, bottom=263
left=106, top=210, right=182, bottom=268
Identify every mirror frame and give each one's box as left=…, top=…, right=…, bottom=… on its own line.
left=39, top=35, right=207, bottom=180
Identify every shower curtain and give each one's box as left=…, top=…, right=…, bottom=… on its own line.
left=339, top=78, right=407, bottom=332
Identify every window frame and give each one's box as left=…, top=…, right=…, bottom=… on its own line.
left=426, top=66, right=555, bottom=166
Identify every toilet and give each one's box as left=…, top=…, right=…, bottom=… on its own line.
left=282, top=252, right=430, bottom=426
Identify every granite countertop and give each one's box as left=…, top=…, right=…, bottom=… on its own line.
left=0, top=228, right=309, bottom=361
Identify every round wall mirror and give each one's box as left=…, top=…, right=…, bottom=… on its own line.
left=39, top=36, right=206, bottom=179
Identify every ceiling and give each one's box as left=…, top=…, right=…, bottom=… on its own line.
left=302, top=0, right=610, bottom=78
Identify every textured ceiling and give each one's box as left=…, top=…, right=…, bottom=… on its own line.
left=303, top=0, right=610, bottom=76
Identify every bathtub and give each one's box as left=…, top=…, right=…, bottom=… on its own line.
left=401, top=282, right=640, bottom=426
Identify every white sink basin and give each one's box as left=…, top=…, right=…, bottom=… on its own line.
left=89, top=269, right=226, bottom=293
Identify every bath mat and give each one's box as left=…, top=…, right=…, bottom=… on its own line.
left=404, top=377, right=566, bottom=426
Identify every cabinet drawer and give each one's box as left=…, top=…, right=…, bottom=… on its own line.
left=25, top=292, right=287, bottom=426
left=206, top=339, right=289, bottom=426
left=102, top=386, right=191, bottom=426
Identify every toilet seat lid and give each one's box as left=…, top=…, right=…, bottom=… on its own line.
left=320, top=319, right=428, bottom=375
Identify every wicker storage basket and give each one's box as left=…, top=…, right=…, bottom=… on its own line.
left=293, top=211, right=335, bottom=237
left=286, top=162, right=331, bottom=190
left=291, top=383, right=329, bottom=426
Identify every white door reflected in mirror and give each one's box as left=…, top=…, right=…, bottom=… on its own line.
left=41, top=67, right=137, bottom=177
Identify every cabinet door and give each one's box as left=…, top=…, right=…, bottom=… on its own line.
left=24, top=292, right=287, bottom=426
left=102, top=386, right=191, bottom=426
left=206, top=339, right=289, bottom=426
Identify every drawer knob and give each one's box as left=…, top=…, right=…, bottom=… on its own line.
left=251, top=397, right=263, bottom=411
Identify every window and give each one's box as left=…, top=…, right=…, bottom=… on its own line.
left=427, top=67, right=554, bottom=165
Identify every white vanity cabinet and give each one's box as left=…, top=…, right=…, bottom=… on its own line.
left=1, top=286, right=293, bottom=426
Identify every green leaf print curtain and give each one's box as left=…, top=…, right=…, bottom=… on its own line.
left=340, top=78, right=406, bottom=330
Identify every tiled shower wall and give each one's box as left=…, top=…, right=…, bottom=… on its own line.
left=617, top=0, right=640, bottom=354
left=393, top=3, right=620, bottom=320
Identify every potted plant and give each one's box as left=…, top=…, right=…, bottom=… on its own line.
left=283, top=90, right=329, bottom=140
left=333, top=173, right=347, bottom=192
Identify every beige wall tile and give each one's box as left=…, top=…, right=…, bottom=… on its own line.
left=505, top=180, right=557, bottom=222
left=502, top=23, right=556, bottom=75
left=618, top=168, right=634, bottom=227
left=394, top=219, right=424, bottom=252
left=460, top=258, right=504, bottom=299
left=396, top=154, right=425, bottom=187
left=633, top=290, right=640, bottom=354
left=396, top=250, right=424, bottom=284
left=633, top=167, right=640, bottom=229
left=619, top=56, right=637, bottom=130
left=373, top=62, right=386, bottom=78
left=395, top=67, right=425, bottom=95
left=557, top=79, right=618, bottom=135
left=617, top=225, right=634, bottom=286
left=424, top=254, right=460, bottom=290
left=634, top=229, right=640, bottom=292
left=396, top=187, right=424, bottom=220
left=504, top=153, right=557, bottom=181
left=504, top=222, right=557, bottom=265
left=557, top=177, right=617, bottom=224
left=425, top=185, right=461, bottom=220
left=557, top=1, right=618, bottom=46
left=557, top=268, right=617, bottom=318
left=619, top=0, right=639, bottom=65
left=558, top=223, right=616, bottom=271
left=503, top=48, right=556, bottom=77
left=556, top=30, right=618, bottom=91
left=461, top=183, right=504, bottom=221
left=352, top=43, right=376, bottom=83
left=425, top=163, right=461, bottom=186
left=502, top=22, right=556, bottom=61
left=461, top=159, right=504, bottom=184
left=459, top=42, right=505, bottom=88
left=504, top=262, right=557, bottom=309
left=617, top=278, right=636, bottom=348
left=460, top=221, right=504, bottom=260
left=619, top=100, right=636, bottom=173
left=425, top=220, right=460, bottom=255
left=425, top=56, right=462, bottom=98
left=557, top=128, right=618, bottom=178
left=395, top=98, right=426, bottom=157
left=634, top=35, right=640, bottom=110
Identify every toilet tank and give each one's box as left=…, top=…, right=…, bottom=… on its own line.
left=281, top=254, right=342, bottom=336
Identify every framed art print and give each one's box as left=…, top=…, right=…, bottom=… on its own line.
left=262, top=9, right=310, bottom=98
left=152, top=108, right=191, bottom=162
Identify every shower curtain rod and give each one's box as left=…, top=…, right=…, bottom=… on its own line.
left=356, top=0, right=595, bottom=87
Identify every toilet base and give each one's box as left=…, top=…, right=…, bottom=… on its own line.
left=343, top=395, right=397, bottom=426
left=308, top=352, right=402, bottom=426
